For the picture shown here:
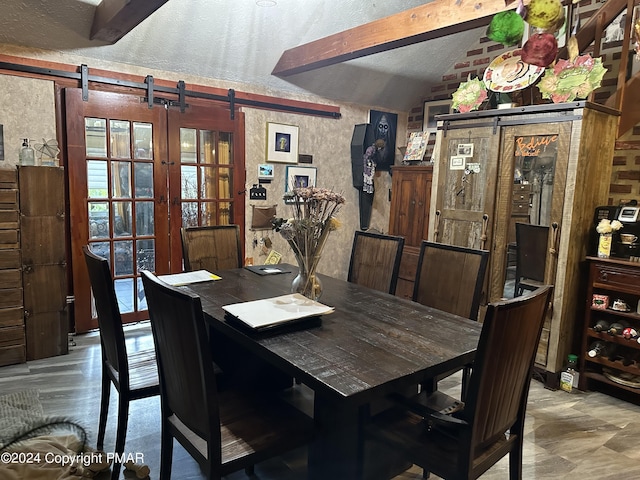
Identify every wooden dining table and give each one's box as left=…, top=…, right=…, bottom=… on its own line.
left=186, top=264, right=482, bottom=480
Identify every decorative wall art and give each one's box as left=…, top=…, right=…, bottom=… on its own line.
left=258, top=163, right=274, bottom=180
left=369, top=109, right=397, bottom=171
left=266, top=122, right=299, bottom=163
left=422, top=100, right=451, bottom=133
left=285, top=165, right=316, bottom=191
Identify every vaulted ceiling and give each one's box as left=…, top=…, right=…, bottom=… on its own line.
left=0, top=0, right=497, bottom=111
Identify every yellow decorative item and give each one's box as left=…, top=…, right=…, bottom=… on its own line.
left=526, top=0, right=564, bottom=30
left=596, top=219, right=623, bottom=258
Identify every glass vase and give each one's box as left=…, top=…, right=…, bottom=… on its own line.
left=291, top=261, right=323, bottom=301
left=597, top=233, right=612, bottom=258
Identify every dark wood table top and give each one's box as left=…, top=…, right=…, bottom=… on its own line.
left=187, top=265, right=481, bottom=407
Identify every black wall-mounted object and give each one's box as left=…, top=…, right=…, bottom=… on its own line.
left=249, top=184, right=267, bottom=200
left=351, top=123, right=374, bottom=188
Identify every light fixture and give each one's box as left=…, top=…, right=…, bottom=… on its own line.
left=256, top=0, right=277, bottom=6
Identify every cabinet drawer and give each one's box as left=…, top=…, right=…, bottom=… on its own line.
left=0, top=189, right=18, bottom=209
left=0, top=210, right=19, bottom=229
left=0, top=269, right=21, bottom=289
left=0, top=325, right=25, bottom=347
left=513, top=183, right=531, bottom=195
left=0, top=249, right=21, bottom=269
left=0, top=288, right=23, bottom=309
left=512, top=192, right=531, bottom=202
left=592, top=264, right=640, bottom=291
left=0, top=169, right=18, bottom=188
left=0, top=344, right=26, bottom=366
left=512, top=201, right=530, bottom=212
left=0, top=229, right=19, bottom=248
left=0, top=307, right=24, bottom=328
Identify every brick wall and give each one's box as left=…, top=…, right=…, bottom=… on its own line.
left=407, top=1, right=640, bottom=206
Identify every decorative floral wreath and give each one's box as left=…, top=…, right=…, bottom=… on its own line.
left=537, top=54, right=607, bottom=103
left=451, top=78, right=488, bottom=113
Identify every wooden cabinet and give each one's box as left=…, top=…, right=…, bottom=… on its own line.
left=388, top=165, right=432, bottom=299
left=579, top=257, right=640, bottom=397
left=19, top=166, right=68, bottom=360
left=0, top=169, right=25, bottom=366
left=430, top=102, right=619, bottom=378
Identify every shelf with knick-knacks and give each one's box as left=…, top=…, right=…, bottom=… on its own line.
left=580, top=256, right=640, bottom=394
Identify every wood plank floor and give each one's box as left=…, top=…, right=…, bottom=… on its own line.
left=2, top=322, right=640, bottom=479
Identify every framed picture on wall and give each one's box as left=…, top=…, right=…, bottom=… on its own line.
left=266, top=122, right=299, bottom=163
left=258, top=163, right=274, bottom=180
left=285, top=165, right=316, bottom=192
left=423, top=100, right=451, bottom=133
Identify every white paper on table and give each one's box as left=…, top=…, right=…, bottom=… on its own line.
left=222, top=293, right=334, bottom=330
left=158, top=270, right=221, bottom=286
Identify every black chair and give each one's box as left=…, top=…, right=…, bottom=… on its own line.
left=180, top=224, right=242, bottom=272
left=367, top=285, right=553, bottom=480
left=141, top=270, right=315, bottom=479
left=347, top=231, right=405, bottom=294
left=515, top=223, right=549, bottom=297
left=412, top=241, right=489, bottom=321
left=82, top=246, right=160, bottom=480
left=411, top=241, right=489, bottom=398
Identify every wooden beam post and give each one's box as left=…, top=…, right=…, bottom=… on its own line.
left=272, top=0, right=516, bottom=77
left=90, top=0, right=169, bottom=43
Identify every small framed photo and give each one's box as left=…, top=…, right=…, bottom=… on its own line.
left=457, top=143, right=474, bottom=157
left=258, top=163, right=274, bottom=180
left=450, top=156, right=466, bottom=170
left=423, top=100, right=452, bottom=133
left=285, top=165, right=316, bottom=192
left=266, top=122, right=299, bottom=163
left=592, top=294, right=609, bottom=310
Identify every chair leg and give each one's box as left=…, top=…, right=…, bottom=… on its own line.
left=509, top=441, right=524, bottom=480
left=97, top=369, right=111, bottom=451
left=110, top=394, right=130, bottom=480
left=160, top=423, right=174, bottom=480
left=461, top=365, right=472, bottom=403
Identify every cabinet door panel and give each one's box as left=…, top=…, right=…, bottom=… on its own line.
left=433, top=127, right=500, bottom=251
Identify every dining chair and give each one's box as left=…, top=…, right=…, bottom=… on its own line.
left=412, top=241, right=489, bottom=398
left=180, top=224, right=242, bottom=272
left=515, top=222, right=549, bottom=297
left=347, top=230, right=405, bottom=294
left=82, top=246, right=160, bottom=480
left=140, top=270, right=315, bottom=480
left=367, top=285, right=553, bottom=480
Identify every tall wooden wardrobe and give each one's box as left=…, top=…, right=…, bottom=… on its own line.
left=429, top=101, right=619, bottom=381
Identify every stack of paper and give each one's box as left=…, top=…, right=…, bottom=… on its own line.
left=222, top=293, right=334, bottom=330
left=158, top=270, right=221, bottom=286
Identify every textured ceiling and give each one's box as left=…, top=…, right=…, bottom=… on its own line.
left=0, top=0, right=485, bottom=111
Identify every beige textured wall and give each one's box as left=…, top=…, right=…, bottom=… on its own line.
left=0, top=75, right=57, bottom=168
left=0, top=44, right=406, bottom=281
left=243, top=107, right=400, bottom=279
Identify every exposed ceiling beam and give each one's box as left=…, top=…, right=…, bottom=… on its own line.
left=91, top=0, right=169, bottom=43
left=272, top=0, right=516, bottom=77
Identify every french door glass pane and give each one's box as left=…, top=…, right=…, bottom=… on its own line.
left=219, top=167, right=232, bottom=198
left=113, top=201, right=132, bottom=236
left=182, top=202, right=198, bottom=227
left=110, top=120, right=131, bottom=159
left=219, top=202, right=232, bottom=225
left=137, top=239, right=155, bottom=273
left=180, top=128, right=197, bottom=163
left=89, top=202, right=109, bottom=239
left=200, top=130, right=216, bottom=164
left=136, top=201, right=154, bottom=236
left=114, top=278, right=134, bottom=314
left=113, top=240, right=133, bottom=276
left=181, top=165, right=198, bottom=199
left=133, top=122, right=153, bottom=160
left=85, top=118, right=107, bottom=157
left=200, top=166, right=217, bottom=198
left=219, top=132, right=233, bottom=164
left=134, top=163, right=154, bottom=198
left=112, top=161, right=132, bottom=199
left=87, top=160, right=108, bottom=198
